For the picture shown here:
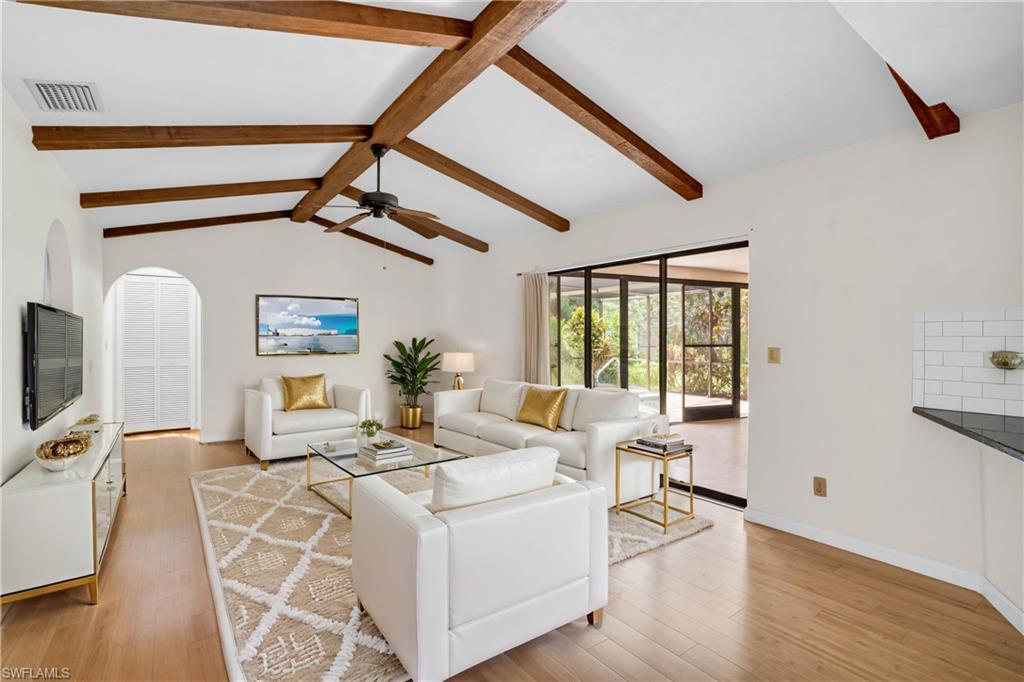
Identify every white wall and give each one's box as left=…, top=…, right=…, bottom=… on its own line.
left=103, top=223, right=441, bottom=441
left=431, top=103, right=1024, bottom=620
left=2, top=88, right=104, bottom=483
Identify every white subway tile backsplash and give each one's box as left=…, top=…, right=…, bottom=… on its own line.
left=913, top=310, right=1020, bottom=417
left=942, top=381, right=982, bottom=397
left=913, top=323, right=925, bottom=350
left=944, top=352, right=983, bottom=367
left=963, top=367, right=1004, bottom=383
left=963, top=397, right=1004, bottom=415
left=983, top=383, right=1024, bottom=401
left=925, top=394, right=962, bottom=410
left=943, top=321, right=982, bottom=336
left=984, top=320, right=1024, bottom=336
left=963, top=336, right=1004, bottom=352
left=925, top=336, right=962, bottom=351
left=964, top=311, right=1005, bottom=321
left=926, top=365, right=962, bottom=381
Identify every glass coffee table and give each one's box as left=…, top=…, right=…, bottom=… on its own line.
left=306, top=432, right=464, bottom=517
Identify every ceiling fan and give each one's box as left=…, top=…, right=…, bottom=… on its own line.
left=316, top=144, right=439, bottom=233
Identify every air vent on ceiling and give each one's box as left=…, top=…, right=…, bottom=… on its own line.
left=25, top=80, right=103, bottom=112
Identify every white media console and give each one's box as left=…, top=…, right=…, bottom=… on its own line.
left=1, top=422, right=125, bottom=604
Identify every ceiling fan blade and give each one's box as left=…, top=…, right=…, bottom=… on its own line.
left=392, top=206, right=439, bottom=221
left=324, top=212, right=371, bottom=233
left=320, top=204, right=363, bottom=209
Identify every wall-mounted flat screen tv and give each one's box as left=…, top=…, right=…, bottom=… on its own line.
left=24, top=302, right=83, bottom=430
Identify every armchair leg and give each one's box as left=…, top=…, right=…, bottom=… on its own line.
left=587, top=608, right=604, bottom=628
left=260, top=460, right=269, bottom=471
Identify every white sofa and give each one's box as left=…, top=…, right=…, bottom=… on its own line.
left=352, top=448, right=607, bottom=682
left=434, top=380, right=669, bottom=507
left=243, top=376, right=370, bottom=469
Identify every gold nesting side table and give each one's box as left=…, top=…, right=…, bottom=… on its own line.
left=614, top=439, right=694, bottom=534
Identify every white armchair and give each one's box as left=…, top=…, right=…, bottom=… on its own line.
left=352, top=449, right=608, bottom=681
left=243, top=376, right=370, bottom=469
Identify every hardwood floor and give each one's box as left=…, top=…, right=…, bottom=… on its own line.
left=2, top=427, right=1021, bottom=680
left=676, top=418, right=748, bottom=500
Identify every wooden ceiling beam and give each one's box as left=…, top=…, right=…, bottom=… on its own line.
left=394, top=138, right=568, bottom=232
left=32, top=125, right=371, bottom=150
left=497, top=47, right=702, bottom=201
left=81, top=178, right=320, bottom=208
left=103, top=210, right=290, bottom=238
left=291, top=0, right=564, bottom=223
left=309, top=215, right=433, bottom=265
left=886, top=64, right=959, bottom=140
left=23, top=1, right=473, bottom=50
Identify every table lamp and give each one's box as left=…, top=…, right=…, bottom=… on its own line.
left=442, top=352, right=475, bottom=390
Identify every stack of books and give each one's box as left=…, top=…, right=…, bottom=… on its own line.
left=631, top=433, right=692, bottom=456
left=358, top=440, right=413, bottom=464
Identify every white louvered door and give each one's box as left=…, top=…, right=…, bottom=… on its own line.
left=118, top=274, right=195, bottom=433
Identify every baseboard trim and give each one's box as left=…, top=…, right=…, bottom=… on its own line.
left=744, top=507, right=1023, bottom=635
left=199, top=431, right=242, bottom=444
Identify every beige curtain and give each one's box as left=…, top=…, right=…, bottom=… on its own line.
left=522, top=273, right=551, bottom=384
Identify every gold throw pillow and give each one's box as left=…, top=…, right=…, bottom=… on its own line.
left=282, top=374, right=330, bottom=411
left=516, top=387, right=568, bottom=431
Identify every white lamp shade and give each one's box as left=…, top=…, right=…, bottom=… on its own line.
left=442, top=352, right=475, bottom=373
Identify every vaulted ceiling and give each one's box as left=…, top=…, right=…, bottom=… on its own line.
left=3, top=1, right=1021, bottom=265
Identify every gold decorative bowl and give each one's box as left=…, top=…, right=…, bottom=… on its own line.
left=991, top=351, right=1023, bottom=370
left=35, top=433, right=92, bottom=472
left=76, top=413, right=100, bottom=425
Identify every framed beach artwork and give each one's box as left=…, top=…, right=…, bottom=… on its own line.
left=256, top=295, right=359, bottom=356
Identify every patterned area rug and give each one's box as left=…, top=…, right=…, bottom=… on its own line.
left=191, top=460, right=712, bottom=681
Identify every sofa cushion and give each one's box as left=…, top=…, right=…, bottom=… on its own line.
left=261, top=375, right=334, bottom=410
left=571, top=389, right=640, bottom=430
left=558, top=388, right=583, bottom=431
left=271, top=408, right=357, bottom=435
left=526, top=430, right=588, bottom=469
left=478, top=421, right=553, bottom=449
left=479, top=379, right=526, bottom=420
left=428, top=447, right=558, bottom=512
left=282, top=373, right=330, bottom=411
left=437, top=411, right=509, bottom=437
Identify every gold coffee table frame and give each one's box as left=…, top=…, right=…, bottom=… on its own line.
left=615, top=439, right=694, bottom=534
left=306, top=436, right=464, bottom=518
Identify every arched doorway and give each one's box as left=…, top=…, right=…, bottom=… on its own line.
left=103, top=267, right=202, bottom=435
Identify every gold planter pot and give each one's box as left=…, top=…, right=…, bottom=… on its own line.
left=400, top=405, right=423, bottom=429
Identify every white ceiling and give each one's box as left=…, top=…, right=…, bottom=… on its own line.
left=668, top=247, right=749, bottom=275
left=3, top=1, right=1021, bottom=260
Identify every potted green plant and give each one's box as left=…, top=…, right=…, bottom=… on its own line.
left=358, top=418, right=384, bottom=447
left=383, top=337, right=441, bottom=428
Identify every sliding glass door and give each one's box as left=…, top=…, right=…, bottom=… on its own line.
left=548, top=244, right=748, bottom=424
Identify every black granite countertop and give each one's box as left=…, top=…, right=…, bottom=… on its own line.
left=913, top=407, right=1023, bottom=462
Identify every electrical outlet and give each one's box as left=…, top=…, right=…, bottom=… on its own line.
left=767, top=347, right=782, bottom=364
left=813, top=476, right=827, bottom=497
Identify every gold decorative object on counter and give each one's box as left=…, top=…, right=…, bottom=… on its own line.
left=76, top=414, right=100, bottom=425
left=36, top=433, right=92, bottom=471
left=990, top=351, right=1022, bottom=370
